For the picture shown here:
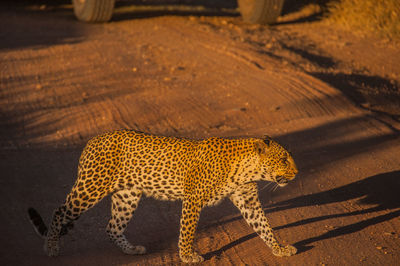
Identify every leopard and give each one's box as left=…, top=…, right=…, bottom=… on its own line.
left=28, top=130, right=298, bottom=263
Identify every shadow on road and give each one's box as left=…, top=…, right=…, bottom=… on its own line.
left=113, top=0, right=238, bottom=21
left=276, top=41, right=400, bottom=120
left=0, top=0, right=238, bottom=51
left=204, top=170, right=400, bottom=259
left=1, top=0, right=337, bottom=51
left=313, top=72, right=400, bottom=118
left=275, top=115, right=400, bottom=170
left=199, top=116, right=400, bottom=260
left=0, top=0, right=83, bottom=50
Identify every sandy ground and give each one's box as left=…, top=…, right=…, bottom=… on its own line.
left=1, top=1, right=400, bottom=265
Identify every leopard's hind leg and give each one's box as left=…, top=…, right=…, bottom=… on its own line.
left=106, top=189, right=146, bottom=255
left=45, top=184, right=109, bottom=256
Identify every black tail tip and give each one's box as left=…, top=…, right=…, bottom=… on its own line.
left=27, top=207, right=48, bottom=237
left=28, top=207, right=39, bottom=218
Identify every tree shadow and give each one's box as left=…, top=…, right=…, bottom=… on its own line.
left=279, top=42, right=337, bottom=68
left=267, top=170, right=400, bottom=217
left=312, top=72, right=400, bottom=119
left=204, top=171, right=400, bottom=260
left=278, top=40, right=400, bottom=120
left=269, top=114, right=399, bottom=182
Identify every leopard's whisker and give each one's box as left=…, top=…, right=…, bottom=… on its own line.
left=260, top=182, right=274, bottom=192
left=268, top=183, right=276, bottom=192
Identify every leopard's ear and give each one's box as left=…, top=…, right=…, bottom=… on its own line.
left=263, top=135, right=273, bottom=147
left=255, top=139, right=267, bottom=155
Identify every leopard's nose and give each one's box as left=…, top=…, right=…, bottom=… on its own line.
left=292, top=164, right=299, bottom=175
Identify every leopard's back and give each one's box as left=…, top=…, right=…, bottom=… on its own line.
left=78, top=130, right=199, bottom=201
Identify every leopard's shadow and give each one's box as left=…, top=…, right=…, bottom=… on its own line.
left=203, top=171, right=400, bottom=260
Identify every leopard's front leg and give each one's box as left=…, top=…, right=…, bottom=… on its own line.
left=178, top=196, right=204, bottom=263
left=229, top=182, right=297, bottom=257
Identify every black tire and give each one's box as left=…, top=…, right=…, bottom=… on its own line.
left=238, top=0, right=284, bottom=24
left=72, top=0, right=115, bottom=23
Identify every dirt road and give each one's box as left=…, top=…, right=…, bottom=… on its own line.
left=1, top=1, right=400, bottom=265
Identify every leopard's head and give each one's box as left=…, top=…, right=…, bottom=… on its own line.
left=255, top=136, right=298, bottom=187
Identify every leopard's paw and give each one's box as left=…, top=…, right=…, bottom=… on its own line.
left=272, top=244, right=297, bottom=257
left=44, top=239, right=60, bottom=257
left=180, top=251, right=204, bottom=263
left=122, top=245, right=146, bottom=255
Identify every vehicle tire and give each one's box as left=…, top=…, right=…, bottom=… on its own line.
left=238, top=0, right=284, bottom=24
left=72, top=0, right=115, bottom=22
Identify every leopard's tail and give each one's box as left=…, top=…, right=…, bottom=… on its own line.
left=27, top=207, right=48, bottom=239
left=28, top=207, right=74, bottom=239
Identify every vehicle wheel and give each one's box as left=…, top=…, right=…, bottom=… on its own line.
left=238, top=0, right=284, bottom=24
left=72, top=0, right=115, bottom=22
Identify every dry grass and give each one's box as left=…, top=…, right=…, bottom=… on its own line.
left=326, top=0, right=400, bottom=39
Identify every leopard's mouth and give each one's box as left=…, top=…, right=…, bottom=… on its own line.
left=275, top=175, right=291, bottom=187
left=277, top=181, right=288, bottom=187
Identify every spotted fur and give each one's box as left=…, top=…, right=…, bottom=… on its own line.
left=28, top=130, right=298, bottom=263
